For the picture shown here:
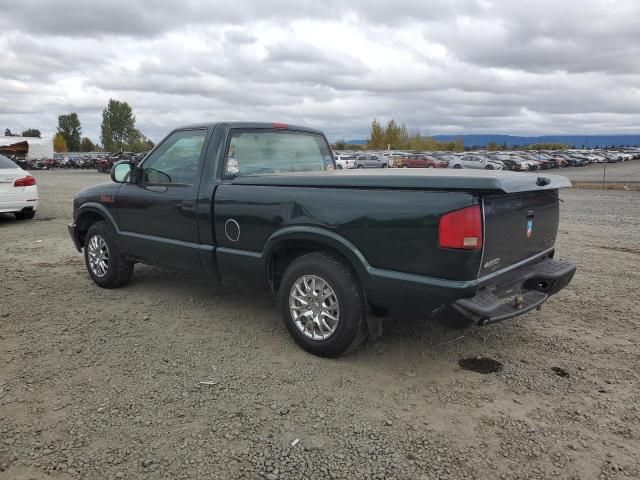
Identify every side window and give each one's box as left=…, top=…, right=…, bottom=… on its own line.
left=140, top=130, right=206, bottom=185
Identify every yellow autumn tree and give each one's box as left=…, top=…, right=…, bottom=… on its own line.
left=53, top=133, right=68, bottom=153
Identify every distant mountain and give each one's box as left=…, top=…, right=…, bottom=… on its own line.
left=345, top=134, right=640, bottom=148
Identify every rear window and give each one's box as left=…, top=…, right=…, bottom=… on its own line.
left=0, top=155, right=18, bottom=169
left=224, top=130, right=333, bottom=177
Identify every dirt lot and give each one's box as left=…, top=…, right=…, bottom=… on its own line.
left=559, top=160, right=640, bottom=184
left=1, top=168, right=639, bottom=480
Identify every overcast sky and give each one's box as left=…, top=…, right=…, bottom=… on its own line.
left=1, top=0, right=640, bottom=142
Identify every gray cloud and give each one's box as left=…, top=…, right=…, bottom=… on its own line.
left=1, top=0, right=639, bottom=143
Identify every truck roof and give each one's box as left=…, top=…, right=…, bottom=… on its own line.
left=231, top=169, right=572, bottom=194
left=176, top=122, right=324, bottom=135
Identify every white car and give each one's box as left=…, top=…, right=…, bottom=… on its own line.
left=334, top=155, right=356, bottom=169
left=448, top=154, right=504, bottom=170
left=0, top=155, right=38, bottom=219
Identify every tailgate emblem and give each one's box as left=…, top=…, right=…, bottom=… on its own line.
left=527, top=219, right=533, bottom=238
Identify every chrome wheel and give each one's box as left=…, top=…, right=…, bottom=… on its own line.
left=289, top=275, right=340, bottom=340
left=87, top=234, right=109, bottom=278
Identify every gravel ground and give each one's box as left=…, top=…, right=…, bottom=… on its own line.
left=1, top=169, right=639, bottom=480
left=558, top=159, right=640, bottom=183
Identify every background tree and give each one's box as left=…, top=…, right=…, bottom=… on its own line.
left=57, top=113, right=82, bottom=151
left=80, top=137, right=96, bottom=152
left=368, top=119, right=385, bottom=149
left=398, top=123, right=409, bottom=149
left=384, top=119, right=402, bottom=149
left=127, top=129, right=155, bottom=153
left=4, top=128, right=15, bottom=136
left=101, top=99, right=137, bottom=152
left=487, top=141, right=498, bottom=151
left=21, top=128, right=41, bottom=138
left=453, top=136, right=465, bottom=152
left=53, top=133, right=68, bottom=153
left=333, top=139, right=347, bottom=150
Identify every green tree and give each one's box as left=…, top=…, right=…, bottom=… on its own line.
left=333, top=139, right=347, bottom=150
left=453, top=136, right=464, bottom=152
left=57, top=113, right=82, bottom=151
left=21, top=128, right=41, bottom=138
left=53, top=133, right=68, bottom=153
left=101, top=99, right=137, bottom=152
left=384, top=119, right=402, bottom=149
left=398, top=123, right=409, bottom=149
left=368, top=119, right=385, bottom=149
left=127, top=129, right=155, bottom=153
left=4, top=128, right=15, bottom=136
left=80, top=137, right=95, bottom=152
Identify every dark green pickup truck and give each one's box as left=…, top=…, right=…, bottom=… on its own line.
left=69, top=122, right=576, bottom=357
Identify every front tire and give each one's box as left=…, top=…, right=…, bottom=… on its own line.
left=84, top=221, right=133, bottom=288
left=278, top=252, right=367, bottom=357
left=453, top=164, right=462, bottom=169
left=337, top=165, right=343, bottom=169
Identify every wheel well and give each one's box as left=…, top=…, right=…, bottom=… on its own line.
left=268, top=239, right=360, bottom=293
left=76, top=211, right=106, bottom=245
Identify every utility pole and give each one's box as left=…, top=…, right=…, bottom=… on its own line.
left=602, top=146, right=607, bottom=189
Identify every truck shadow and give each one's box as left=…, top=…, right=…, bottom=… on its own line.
left=123, top=265, right=515, bottom=362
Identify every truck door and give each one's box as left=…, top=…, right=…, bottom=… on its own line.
left=115, top=129, right=207, bottom=272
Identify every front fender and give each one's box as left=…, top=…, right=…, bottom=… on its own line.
left=75, top=202, right=119, bottom=233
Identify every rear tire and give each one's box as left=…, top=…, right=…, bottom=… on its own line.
left=357, top=165, right=364, bottom=169
left=84, top=221, right=133, bottom=289
left=15, top=210, right=35, bottom=220
left=278, top=252, right=368, bottom=357
left=453, top=164, right=462, bottom=169
left=337, top=165, right=343, bottom=169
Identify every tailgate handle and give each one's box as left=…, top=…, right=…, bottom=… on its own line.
left=536, top=177, right=550, bottom=186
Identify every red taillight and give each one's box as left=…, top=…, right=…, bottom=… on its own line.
left=272, top=122, right=288, bottom=129
left=14, top=176, right=36, bottom=187
left=438, top=204, right=483, bottom=250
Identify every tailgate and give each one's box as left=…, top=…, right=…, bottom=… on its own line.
left=480, top=190, right=559, bottom=276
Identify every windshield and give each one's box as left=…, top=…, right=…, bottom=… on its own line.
left=225, top=130, right=334, bottom=177
left=0, top=155, right=18, bottom=169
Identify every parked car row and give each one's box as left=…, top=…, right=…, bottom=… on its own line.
left=7, top=152, right=149, bottom=173
left=334, top=148, right=640, bottom=171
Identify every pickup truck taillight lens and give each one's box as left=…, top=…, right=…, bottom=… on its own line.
left=438, top=204, right=483, bottom=250
left=14, top=176, right=36, bottom=187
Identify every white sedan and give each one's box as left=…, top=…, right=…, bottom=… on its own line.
left=0, top=155, right=38, bottom=219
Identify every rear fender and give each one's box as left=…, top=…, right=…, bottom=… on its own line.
left=263, top=226, right=370, bottom=284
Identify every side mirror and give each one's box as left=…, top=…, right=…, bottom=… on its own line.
left=111, top=160, right=134, bottom=183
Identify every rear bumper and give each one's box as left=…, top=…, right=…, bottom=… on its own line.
left=452, top=257, right=576, bottom=325
left=0, top=199, right=38, bottom=213
left=68, top=223, right=82, bottom=252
